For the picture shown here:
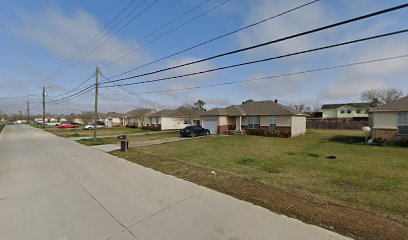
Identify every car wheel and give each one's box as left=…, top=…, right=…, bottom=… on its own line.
left=191, top=133, right=196, bottom=137
left=206, top=130, right=210, bottom=135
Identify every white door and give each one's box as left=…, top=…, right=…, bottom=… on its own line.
left=202, top=120, right=218, bottom=135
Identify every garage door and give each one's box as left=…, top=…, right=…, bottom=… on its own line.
left=202, top=120, right=218, bottom=135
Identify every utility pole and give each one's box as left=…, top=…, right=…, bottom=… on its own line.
left=27, top=100, right=30, bottom=124
left=42, top=86, right=46, bottom=128
left=93, top=67, right=99, bottom=141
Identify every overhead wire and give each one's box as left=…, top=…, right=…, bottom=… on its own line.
left=103, top=0, right=319, bottom=77
left=100, top=2, right=408, bottom=84
left=100, top=29, right=408, bottom=88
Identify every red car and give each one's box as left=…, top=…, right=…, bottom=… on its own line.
left=57, top=123, right=78, bottom=128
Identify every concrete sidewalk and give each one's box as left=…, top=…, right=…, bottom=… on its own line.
left=91, top=136, right=197, bottom=152
left=0, top=125, right=351, bottom=240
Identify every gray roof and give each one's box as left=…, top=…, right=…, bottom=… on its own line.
left=201, top=100, right=304, bottom=116
left=102, top=112, right=124, bottom=118
left=321, top=103, right=370, bottom=110
left=371, top=96, right=408, bottom=112
left=149, top=107, right=200, bottom=118
left=124, top=109, right=155, bottom=118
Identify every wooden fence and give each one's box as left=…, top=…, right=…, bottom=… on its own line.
left=306, top=121, right=369, bottom=130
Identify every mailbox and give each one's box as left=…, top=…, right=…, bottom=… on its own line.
left=117, top=135, right=128, bottom=152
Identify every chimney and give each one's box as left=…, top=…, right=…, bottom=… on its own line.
left=274, top=99, right=278, bottom=103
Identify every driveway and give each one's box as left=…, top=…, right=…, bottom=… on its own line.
left=0, top=125, right=350, bottom=240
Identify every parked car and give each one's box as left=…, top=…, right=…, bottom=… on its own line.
left=83, top=124, right=105, bottom=130
left=57, top=122, right=78, bottom=128
left=45, top=122, right=59, bottom=127
left=180, top=126, right=210, bottom=137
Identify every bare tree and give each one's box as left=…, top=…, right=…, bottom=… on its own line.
left=80, top=111, right=95, bottom=125
left=361, top=88, right=403, bottom=107
left=242, top=99, right=254, bottom=104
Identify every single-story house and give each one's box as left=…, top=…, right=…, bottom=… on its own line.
left=123, top=108, right=155, bottom=127
left=200, top=100, right=306, bottom=137
left=369, top=95, right=408, bottom=142
left=101, top=112, right=124, bottom=127
left=149, top=107, right=200, bottom=130
left=321, top=103, right=370, bottom=121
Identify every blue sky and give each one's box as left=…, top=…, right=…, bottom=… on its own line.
left=0, top=0, right=407, bottom=115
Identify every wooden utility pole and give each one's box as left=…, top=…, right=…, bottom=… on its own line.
left=93, top=67, right=99, bottom=141
left=27, top=100, right=30, bottom=124
left=42, top=86, right=46, bottom=128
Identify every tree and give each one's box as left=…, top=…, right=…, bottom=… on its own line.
left=361, top=88, right=403, bottom=107
left=80, top=111, right=95, bottom=125
left=176, top=104, right=200, bottom=125
left=194, top=100, right=206, bottom=112
left=242, top=99, right=254, bottom=104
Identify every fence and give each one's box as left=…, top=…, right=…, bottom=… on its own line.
left=306, top=121, right=369, bottom=130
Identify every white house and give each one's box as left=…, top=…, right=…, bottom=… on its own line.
left=102, top=112, right=124, bottom=127
left=200, top=100, right=306, bottom=137
left=123, top=109, right=155, bottom=128
left=369, top=96, right=408, bottom=143
left=149, top=108, right=200, bottom=130
left=321, top=103, right=370, bottom=121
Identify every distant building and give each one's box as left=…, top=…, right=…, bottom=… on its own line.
left=321, top=103, right=370, bottom=122
left=149, top=107, right=200, bottom=130
left=123, top=109, right=155, bottom=127
left=101, top=112, right=124, bottom=127
left=369, top=96, right=408, bottom=143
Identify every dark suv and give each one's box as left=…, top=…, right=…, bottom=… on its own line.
left=180, top=126, right=210, bottom=137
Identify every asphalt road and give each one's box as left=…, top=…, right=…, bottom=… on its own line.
left=0, top=125, right=351, bottom=240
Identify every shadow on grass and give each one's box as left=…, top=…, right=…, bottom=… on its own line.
left=328, top=135, right=365, bottom=145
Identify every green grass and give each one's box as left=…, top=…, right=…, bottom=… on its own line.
left=115, top=130, right=408, bottom=221
left=77, top=131, right=179, bottom=146
left=0, top=124, right=5, bottom=133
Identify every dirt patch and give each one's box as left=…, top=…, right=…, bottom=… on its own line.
left=114, top=151, right=408, bottom=240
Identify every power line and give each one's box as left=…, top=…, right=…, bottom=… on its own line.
left=104, top=0, right=319, bottom=78
left=102, top=0, right=232, bottom=69
left=47, top=73, right=96, bottom=98
left=97, top=0, right=211, bottom=67
left=42, top=0, right=138, bottom=84
left=101, top=29, right=408, bottom=88
left=0, top=94, right=41, bottom=100
left=118, top=86, right=170, bottom=109
left=131, top=54, right=408, bottom=94
left=100, top=3, right=408, bottom=85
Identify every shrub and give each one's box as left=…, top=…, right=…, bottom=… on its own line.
left=141, top=126, right=160, bottom=131
left=373, top=137, right=385, bottom=146
left=396, top=137, right=408, bottom=147
left=245, top=129, right=290, bottom=138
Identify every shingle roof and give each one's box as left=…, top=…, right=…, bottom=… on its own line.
left=321, top=103, right=370, bottom=110
left=102, top=112, right=124, bottom=118
left=371, top=96, right=408, bottom=112
left=149, top=107, right=200, bottom=118
left=201, top=100, right=304, bottom=116
left=124, top=109, right=155, bottom=118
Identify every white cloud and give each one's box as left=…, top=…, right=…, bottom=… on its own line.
left=13, top=8, right=149, bottom=69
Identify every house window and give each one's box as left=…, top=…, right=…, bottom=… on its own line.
left=248, top=116, right=260, bottom=129
left=347, top=109, right=352, bottom=114
left=269, top=117, right=277, bottom=130
left=184, top=118, right=192, bottom=124
left=398, top=112, right=408, bottom=135
left=340, top=109, right=345, bottom=114
left=356, top=109, right=361, bottom=114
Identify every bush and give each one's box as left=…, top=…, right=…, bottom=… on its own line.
left=396, top=137, right=408, bottom=147
left=373, top=137, right=385, bottom=146
left=141, top=126, right=160, bottom=131
left=246, top=129, right=290, bottom=138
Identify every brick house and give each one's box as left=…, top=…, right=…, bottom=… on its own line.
left=369, top=96, right=408, bottom=142
left=200, top=100, right=306, bottom=137
left=321, top=103, right=370, bottom=122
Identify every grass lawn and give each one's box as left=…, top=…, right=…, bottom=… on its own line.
left=0, top=124, right=4, bottom=133
left=113, top=130, right=408, bottom=240
left=41, top=126, right=151, bottom=138
left=77, top=131, right=179, bottom=146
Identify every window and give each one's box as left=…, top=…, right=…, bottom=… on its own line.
left=347, top=109, right=352, bottom=114
left=269, top=117, right=277, bottom=130
left=248, top=116, right=260, bottom=129
left=356, top=109, right=361, bottom=114
left=184, top=118, right=192, bottom=124
left=398, top=112, right=408, bottom=135
left=340, top=109, right=345, bottom=114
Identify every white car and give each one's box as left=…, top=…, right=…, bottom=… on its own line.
left=83, top=125, right=105, bottom=130
left=44, top=122, right=59, bottom=126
